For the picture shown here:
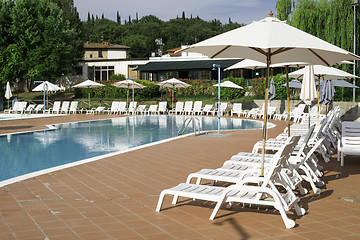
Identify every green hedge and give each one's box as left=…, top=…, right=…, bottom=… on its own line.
left=74, top=78, right=247, bottom=101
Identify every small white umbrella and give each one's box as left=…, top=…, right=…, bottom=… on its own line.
left=157, top=78, right=191, bottom=109
left=213, top=80, right=243, bottom=102
left=33, top=81, right=60, bottom=92
left=33, top=81, right=61, bottom=112
left=288, top=65, right=360, bottom=80
left=113, top=79, right=146, bottom=106
left=300, top=66, right=317, bottom=127
left=5, top=82, right=12, bottom=109
left=73, top=80, right=105, bottom=108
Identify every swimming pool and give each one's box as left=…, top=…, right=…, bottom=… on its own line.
left=1, top=115, right=270, bottom=185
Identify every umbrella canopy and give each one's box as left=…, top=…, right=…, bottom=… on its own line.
left=288, top=65, right=360, bottom=80
left=157, top=78, right=191, bottom=109
left=5, top=82, right=12, bottom=100
left=32, top=81, right=60, bottom=92
left=225, top=59, right=266, bottom=70
left=300, top=66, right=318, bottom=105
left=113, top=79, right=146, bottom=106
left=268, top=78, right=276, bottom=100
left=281, top=79, right=302, bottom=88
left=156, top=78, right=191, bottom=88
left=73, top=79, right=105, bottom=88
left=332, top=79, right=360, bottom=88
left=182, top=13, right=360, bottom=177
left=113, top=79, right=146, bottom=89
left=73, top=80, right=105, bottom=108
left=213, top=81, right=243, bottom=89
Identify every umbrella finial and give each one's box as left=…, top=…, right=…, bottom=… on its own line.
left=269, top=11, right=273, bottom=17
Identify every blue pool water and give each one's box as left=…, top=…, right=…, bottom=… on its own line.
left=1, top=115, right=265, bottom=182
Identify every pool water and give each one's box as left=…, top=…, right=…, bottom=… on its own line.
left=1, top=115, right=266, bottom=183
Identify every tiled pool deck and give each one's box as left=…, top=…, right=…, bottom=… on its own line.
left=0, top=114, right=359, bottom=239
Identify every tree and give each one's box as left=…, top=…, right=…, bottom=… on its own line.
left=0, top=0, right=79, bottom=91
left=275, top=0, right=292, bottom=21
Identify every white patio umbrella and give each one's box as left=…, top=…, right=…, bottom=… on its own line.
left=73, top=80, right=105, bottom=108
left=5, top=82, right=12, bottom=109
left=113, top=79, right=146, bottom=106
left=300, top=66, right=317, bottom=128
left=183, top=12, right=360, bottom=176
left=226, top=59, right=307, bottom=136
left=156, top=78, right=191, bottom=109
left=214, top=80, right=243, bottom=102
left=33, top=81, right=61, bottom=112
left=289, top=65, right=360, bottom=119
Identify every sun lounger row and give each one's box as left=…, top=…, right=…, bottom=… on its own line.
left=155, top=108, right=348, bottom=228
left=169, top=101, right=228, bottom=116
left=4, top=102, right=45, bottom=114
left=46, top=101, right=82, bottom=114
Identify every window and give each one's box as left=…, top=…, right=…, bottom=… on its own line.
left=90, top=54, right=93, bottom=58
left=98, top=50, right=103, bottom=58
left=94, top=66, right=115, bottom=81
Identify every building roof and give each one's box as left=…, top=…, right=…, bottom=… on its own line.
left=84, top=41, right=130, bottom=49
left=136, top=59, right=243, bottom=71
left=163, top=47, right=182, bottom=57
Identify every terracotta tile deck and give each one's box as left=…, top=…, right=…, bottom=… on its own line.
left=1, top=114, right=359, bottom=239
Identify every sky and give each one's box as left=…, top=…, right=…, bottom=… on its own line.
left=73, top=0, right=278, bottom=24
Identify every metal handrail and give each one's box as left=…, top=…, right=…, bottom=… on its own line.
left=178, top=116, right=201, bottom=136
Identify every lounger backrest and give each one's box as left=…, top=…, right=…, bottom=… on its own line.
left=203, top=104, right=212, bottom=112
left=35, top=104, right=44, bottom=112
left=26, top=104, right=36, bottom=112
left=20, top=102, right=27, bottom=112
left=220, top=102, right=227, bottom=112
left=69, top=101, right=78, bottom=111
left=295, top=124, right=315, bottom=158
left=110, top=101, right=119, bottom=111
left=118, top=102, right=126, bottom=111
left=137, top=105, right=146, bottom=112
left=193, top=101, right=202, bottom=112
left=184, top=101, right=193, bottom=111
left=232, top=103, right=242, bottom=112
left=128, top=101, right=137, bottom=112
left=61, top=101, right=69, bottom=112
left=175, top=101, right=184, bottom=111
left=159, top=101, right=167, bottom=112
left=53, top=101, right=61, bottom=111
left=148, top=105, right=157, bottom=112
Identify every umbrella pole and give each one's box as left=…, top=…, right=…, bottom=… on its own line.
left=261, top=51, right=270, bottom=177
left=88, top=87, right=91, bottom=109
left=308, top=105, right=311, bottom=129
left=317, top=77, right=321, bottom=124
left=286, top=66, right=290, bottom=137
left=127, top=88, right=129, bottom=109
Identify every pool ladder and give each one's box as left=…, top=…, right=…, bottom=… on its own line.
left=178, top=116, right=201, bottom=136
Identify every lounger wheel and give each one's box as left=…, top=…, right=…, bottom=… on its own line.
left=284, top=218, right=296, bottom=229
left=316, top=181, right=325, bottom=187
left=314, top=188, right=321, bottom=195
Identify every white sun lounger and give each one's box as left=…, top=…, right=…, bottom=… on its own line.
left=183, top=101, right=193, bottom=115
left=169, top=101, right=184, bottom=115
left=338, top=121, right=360, bottom=166
left=156, top=138, right=305, bottom=228
left=192, top=101, right=203, bottom=115
left=46, top=101, right=61, bottom=114
left=158, top=101, right=168, bottom=114
left=105, top=101, right=120, bottom=114
left=146, top=105, right=158, bottom=115
left=202, top=104, right=215, bottom=115
left=69, top=101, right=79, bottom=114
left=118, top=102, right=127, bottom=114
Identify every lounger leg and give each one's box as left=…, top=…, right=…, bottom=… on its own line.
left=275, top=203, right=296, bottom=229
left=209, top=199, right=225, bottom=220
left=341, top=152, right=344, bottom=166
left=294, top=203, right=306, bottom=216
left=156, top=191, right=167, bottom=212
left=172, top=195, right=179, bottom=204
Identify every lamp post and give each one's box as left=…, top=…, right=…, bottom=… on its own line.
left=34, top=80, right=46, bottom=114
left=131, top=78, right=135, bottom=148
left=352, top=0, right=359, bottom=102
left=213, top=64, right=221, bottom=134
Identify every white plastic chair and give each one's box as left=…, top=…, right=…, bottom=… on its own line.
left=158, top=101, right=168, bottom=114
left=69, top=101, right=79, bottom=114
left=169, top=101, right=184, bottom=115
left=183, top=101, right=193, bottom=115
left=338, top=121, right=360, bottom=166
left=192, top=101, right=202, bottom=115
left=230, top=103, right=243, bottom=117
left=47, top=101, right=61, bottom=114
left=60, top=101, right=70, bottom=114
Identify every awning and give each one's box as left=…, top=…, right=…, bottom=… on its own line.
left=135, top=59, right=243, bottom=72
